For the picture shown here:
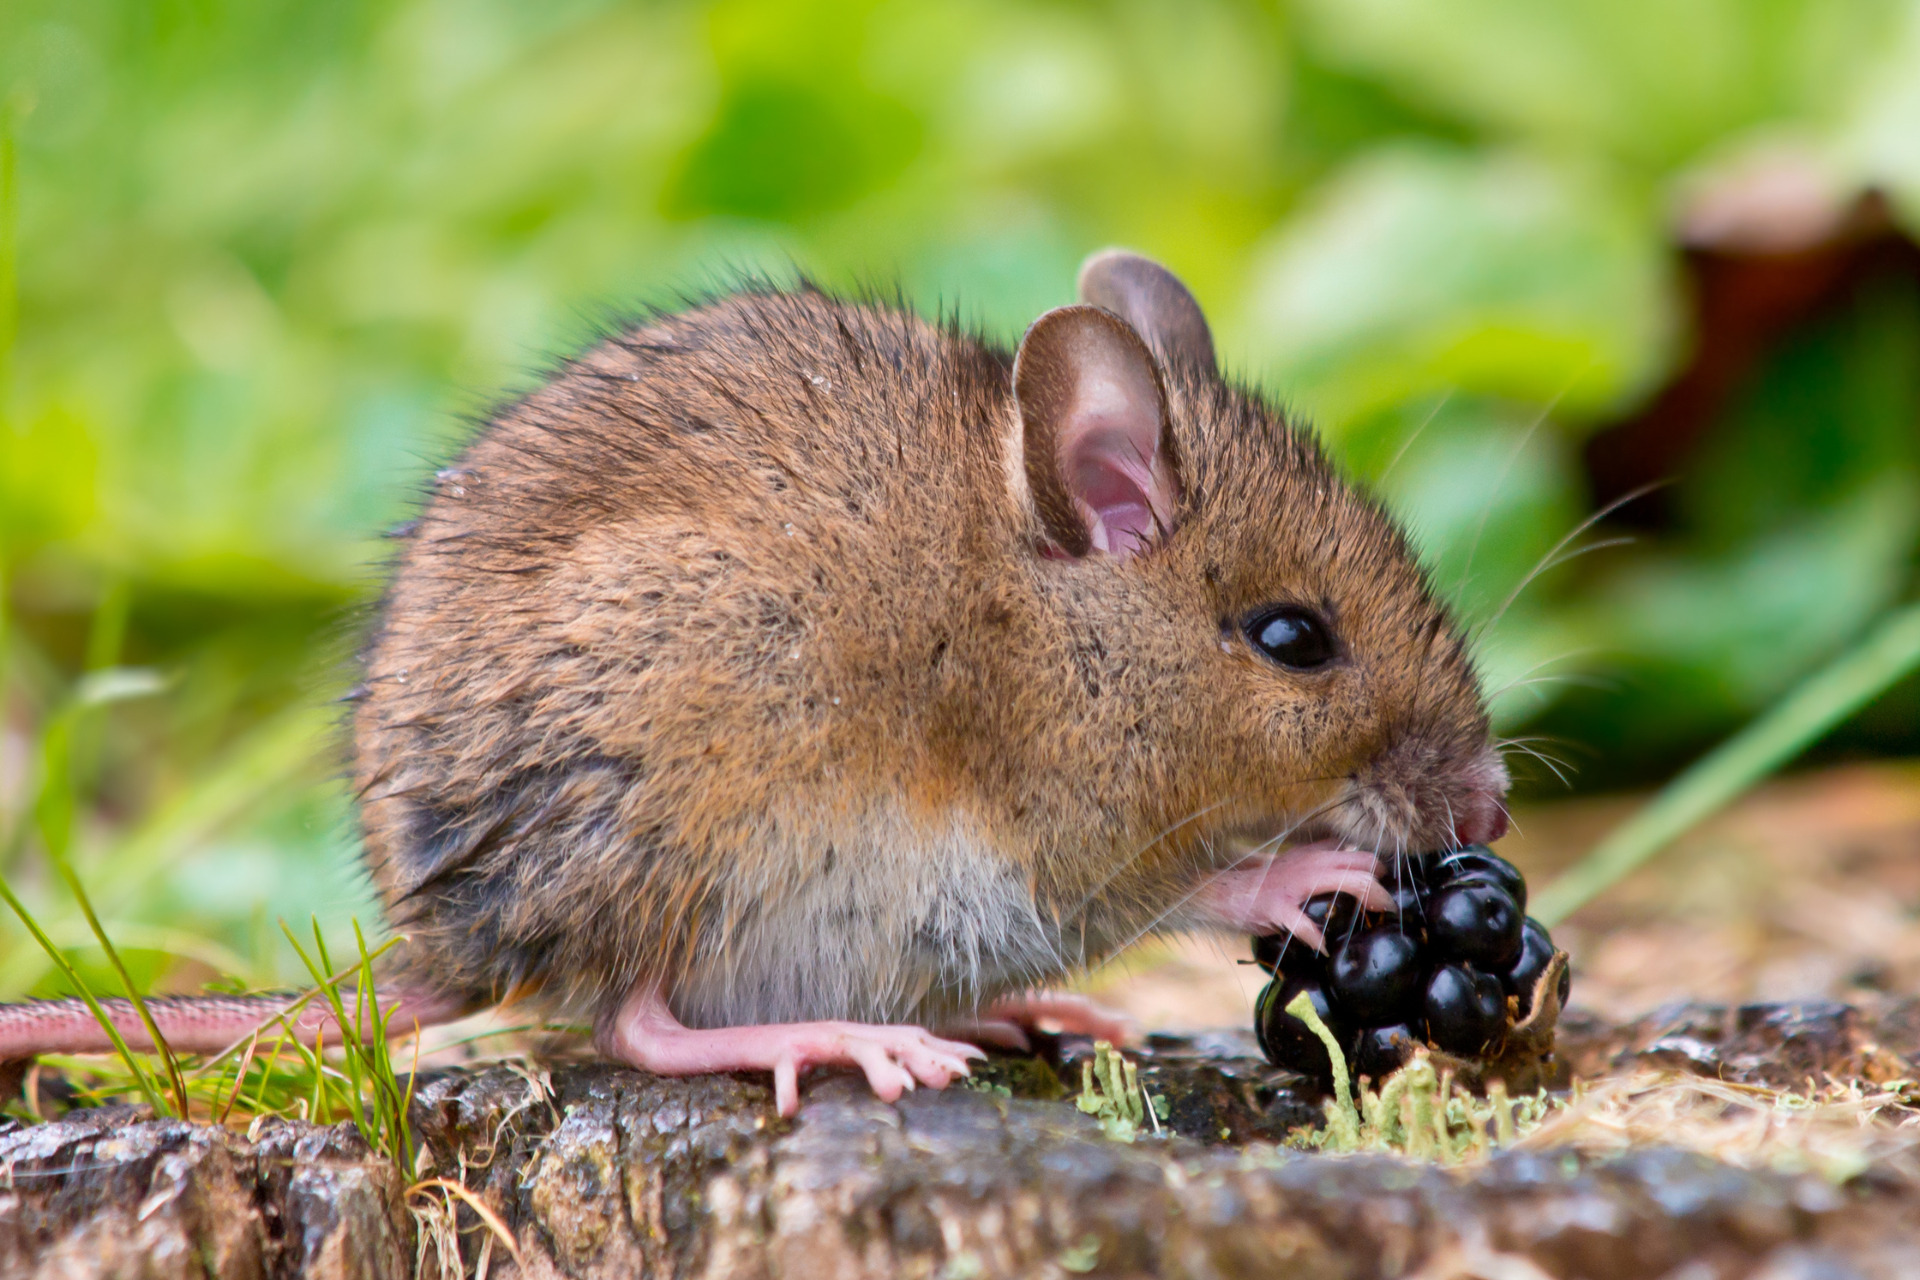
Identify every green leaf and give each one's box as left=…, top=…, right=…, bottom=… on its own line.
left=1241, top=146, right=1672, bottom=427
left=71, top=666, right=169, bottom=708
left=1292, top=0, right=1907, bottom=169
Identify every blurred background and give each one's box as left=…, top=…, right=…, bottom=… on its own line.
left=2, top=0, right=1918, bottom=1002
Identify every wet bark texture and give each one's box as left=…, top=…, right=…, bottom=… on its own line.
left=3, top=1001, right=1918, bottom=1280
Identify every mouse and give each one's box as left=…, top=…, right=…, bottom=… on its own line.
left=0, top=251, right=1509, bottom=1116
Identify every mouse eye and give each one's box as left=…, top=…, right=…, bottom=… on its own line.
left=1245, top=606, right=1339, bottom=670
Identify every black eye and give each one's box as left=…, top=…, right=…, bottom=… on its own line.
left=1245, top=606, right=1339, bottom=670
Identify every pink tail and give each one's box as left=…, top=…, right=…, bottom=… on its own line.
left=0, top=990, right=462, bottom=1059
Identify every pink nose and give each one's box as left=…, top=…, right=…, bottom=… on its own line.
left=1453, top=792, right=1510, bottom=847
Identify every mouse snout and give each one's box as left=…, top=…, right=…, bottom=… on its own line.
left=1452, top=787, right=1510, bottom=846
left=1447, top=742, right=1513, bottom=847
left=1334, top=737, right=1512, bottom=854
left=1446, top=743, right=1512, bottom=847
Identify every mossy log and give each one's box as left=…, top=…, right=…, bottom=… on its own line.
left=2, top=1006, right=1917, bottom=1279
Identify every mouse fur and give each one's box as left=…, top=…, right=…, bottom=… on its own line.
left=352, top=265, right=1505, bottom=1038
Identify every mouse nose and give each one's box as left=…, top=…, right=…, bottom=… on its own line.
left=1452, top=791, right=1510, bottom=847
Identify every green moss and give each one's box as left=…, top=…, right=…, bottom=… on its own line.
left=968, top=1053, right=1068, bottom=1102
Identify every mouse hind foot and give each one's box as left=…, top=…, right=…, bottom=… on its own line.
left=598, top=982, right=984, bottom=1117
left=936, top=991, right=1138, bottom=1053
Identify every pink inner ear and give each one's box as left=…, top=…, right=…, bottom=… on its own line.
left=1013, top=304, right=1179, bottom=559
left=1067, top=427, right=1160, bottom=556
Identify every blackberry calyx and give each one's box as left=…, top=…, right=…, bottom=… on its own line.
left=1502, top=917, right=1569, bottom=1018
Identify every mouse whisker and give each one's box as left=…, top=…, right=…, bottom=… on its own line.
left=1479, top=479, right=1667, bottom=637
left=1235, top=786, right=1350, bottom=860
left=1496, top=739, right=1576, bottom=788
left=1060, top=797, right=1239, bottom=924
left=1481, top=650, right=1601, bottom=702
left=1452, top=393, right=1564, bottom=613
left=1065, top=780, right=1353, bottom=930
left=1374, top=390, right=1452, bottom=485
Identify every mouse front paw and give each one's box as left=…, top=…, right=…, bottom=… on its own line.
left=1194, top=841, right=1390, bottom=951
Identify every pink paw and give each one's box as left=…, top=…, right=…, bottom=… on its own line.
left=756, top=1022, right=984, bottom=1116
left=1194, top=840, right=1391, bottom=951
left=600, top=984, right=984, bottom=1117
left=940, top=992, right=1138, bottom=1052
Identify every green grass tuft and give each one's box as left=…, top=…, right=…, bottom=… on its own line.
left=280, top=917, right=418, bottom=1168
left=1, top=898, right=420, bottom=1172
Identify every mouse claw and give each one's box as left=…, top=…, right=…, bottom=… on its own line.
left=774, top=1057, right=800, bottom=1117
left=1265, top=905, right=1327, bottom=953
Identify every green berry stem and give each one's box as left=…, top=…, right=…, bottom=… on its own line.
left=1534, top=600, right=1920, bottom=926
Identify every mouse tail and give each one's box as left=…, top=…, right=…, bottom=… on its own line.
left=0, top=987, right=467, bottom=1060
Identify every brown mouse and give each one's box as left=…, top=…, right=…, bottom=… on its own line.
left=0, top=251, right=1508, bottom=1115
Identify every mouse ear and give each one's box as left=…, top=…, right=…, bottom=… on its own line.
left=1076, top=249, right=1215, bottom=372
left=1012, top=304, right=1182, bottom=560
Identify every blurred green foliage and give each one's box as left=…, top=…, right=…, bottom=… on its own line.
left=2, top=0, right=1918, bottom=996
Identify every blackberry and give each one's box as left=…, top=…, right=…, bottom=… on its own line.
left=1251, top=930, right=1321, bottom=975
left=1351, top=1022, right=1420, bottom=1080
left=1433, top=847, right=1528, bottom=911
left=1385, top=879, right=1428, bottom=928
left=1251, top=845, right=1569, bottom=1084
left=1426, top=881, right=1524, bottom=969
left=1378, top=853, right=1433, bottom=893
left=1300, top=891, right=1365, bottom=943
left=1328, top=926, right=1423, bottom=1024
left=1424, top=963, right=1506, bottom=1055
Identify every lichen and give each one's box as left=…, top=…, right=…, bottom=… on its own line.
left=1073, top=1041, right=1169, bottom=1142
left=1280, top=990, right=1558, bottom=1163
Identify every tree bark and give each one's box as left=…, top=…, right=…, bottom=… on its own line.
left=2, top=1006, right=1918, bottom=1278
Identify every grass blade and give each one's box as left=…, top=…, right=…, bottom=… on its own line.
left=20, top=679, right=191, bottom=1117
left=282, top=920, right=368, bottom=1136
left=1534, top=600, right=1920, bottom=925
left=0, top=871, right=170, bottom=1114
left=276, top=917, right=413, bottom=1165
left=47, top=857, right=190, bottom=1117
left=0, top=705, right=332, bottom=995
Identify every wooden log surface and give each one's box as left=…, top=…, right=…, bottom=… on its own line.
left=2, top=1006, right=1917, bottom=1279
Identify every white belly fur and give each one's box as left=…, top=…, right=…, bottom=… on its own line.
left=671, top=810, right=1070, bottom=1029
